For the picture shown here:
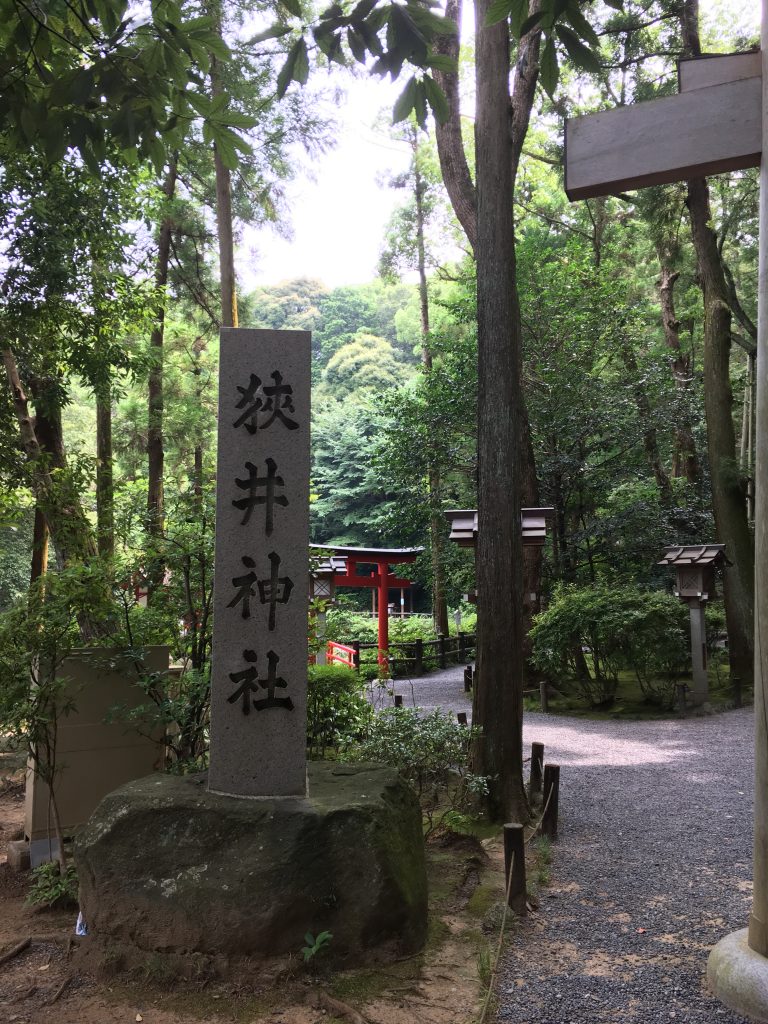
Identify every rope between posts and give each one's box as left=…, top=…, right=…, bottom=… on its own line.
left=477, top=769, right=556, bottom=1024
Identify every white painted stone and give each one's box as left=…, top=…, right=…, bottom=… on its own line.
left=708, top=930, right=768, bottom=1022
left=208, top=328, right=311, bottom=798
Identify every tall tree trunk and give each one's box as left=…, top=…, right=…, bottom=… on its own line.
left=681, top=0, right=754, bottom=688
left=413, top=138, right=450, bottom=637
left=472, top=0, right=542, bottom=822
left=657, top=253, right=699, bottom=483
left=688, top=177, right=755, bottom=686
left=210, top=6, right=238, bottom=329
left=7, top=359, right=111, bottom=640
left=147, top=159, right=179, bottom=573
left=618, top=334, right=674, bottom=506
left=434, top=0, right=543, bottom=769
left=96, top=382, right=114, bottom=558
left=30, top=506, right=49, bottom=583
left=192, top=334, right=206, bottom=504
left=433, top=0, right=477, bottom=253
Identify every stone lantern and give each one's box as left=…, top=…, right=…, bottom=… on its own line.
left=309, top=554, right=345, bottom=664
left=444, top=507, right=554, bottom=607
left=658, top=544, right=730, bottom=706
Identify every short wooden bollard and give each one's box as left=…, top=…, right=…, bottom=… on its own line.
left=457, top=711, right=468, bottom=726
left=464, top=665, right=473, bottom=692
left=539, top=681, right=549, bottom=713
left=394, top=694, right=403, bottom=708
left=414, top=638, right=424, bottom=676
left=503, top=822, right=527, bottom=914
left=438, top=633, right=448, bottom=669
left=541, top=764, right=560, bottom=840
left=529, top=741, right=544, bottom=801
left=458, top=631, right=467, bottom=662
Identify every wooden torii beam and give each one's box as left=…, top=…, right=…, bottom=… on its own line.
left=564, top=29, right=768, bottom=1018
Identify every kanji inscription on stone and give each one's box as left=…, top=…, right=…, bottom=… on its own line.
left=209, top=329, right=310, bottom=798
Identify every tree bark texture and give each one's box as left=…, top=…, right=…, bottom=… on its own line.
left=4, top=353, right=98, bottom=568
left=618, top=334, right=674, bottom=506
left=96, top=384, right=114, bottom=558
left=681, top=0, right=754, bottom=687
left=687, top=177, right=755, bottom=686
left=30, top=505, right=49, bottom=583
left=657, top=256, right=699, bottom=483
left=414, top=145, right=450, bottom=637
left=472, top=0, right=541, bottom=823
left=147, top=159, right=178, bottom=549
left=210, top=7, right=239, bottom=329
left=433, top=0, right=477, bottom=253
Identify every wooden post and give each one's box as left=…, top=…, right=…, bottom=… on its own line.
left=539, top=681, right=549, bottom=713
left=414, top=638, right=424, bottom=676
left=377, top=565, right=389, bottom=672
left=394, top=694, right=403, bottom=708
left=541, top=764, right=560, bottom=840
left=529, top=741, right=544, bottom=801
left=457, top=711, right=468, bottom=726
left=352, top=640, right=361, bottom=670
left=464, top=665, right=473, bottom=692
left=503, top=822, right=527, bottom=915
left=458, top=631, right=467, bottom=663
left=438, top=633, right=447, bottom=669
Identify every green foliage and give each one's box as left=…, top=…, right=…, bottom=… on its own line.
left=530, top=585, right=689, bottom=709
left=346, top=707, right=488, bottom=835
left=307, top=665, right=373, bottom=758
left=0, top=0, right=252, bottom=172
left=302, top=929, right=332, bottom=962
left=26, top=861, right=79, bottom=909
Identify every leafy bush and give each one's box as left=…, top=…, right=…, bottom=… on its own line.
left=307, top=665, right=373, bottom=758
left=345, top=707, right=488, bottom=835
left=530, top=585, right=688, bottom=708
left=26, top=861, right=79, bottom=908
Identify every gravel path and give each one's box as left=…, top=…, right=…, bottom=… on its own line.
left=398, top=667, right=755, bottom=1023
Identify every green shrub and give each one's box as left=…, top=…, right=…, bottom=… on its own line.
left=26, top=861, right=79, bottom=908
left=307, top=664, right=373, bottom=758
left=530, top=585, right=688, bottom=709
left=345, top=707, right=488, bottom=835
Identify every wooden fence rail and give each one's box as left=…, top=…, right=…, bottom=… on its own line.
left=330, top=633, right=476, bottom=677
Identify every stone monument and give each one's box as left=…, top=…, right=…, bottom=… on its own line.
left=208, top=329, right=310, bottom=798
left=75, top=330, right=427, bottom=969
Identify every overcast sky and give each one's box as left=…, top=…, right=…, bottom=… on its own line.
left=240, top=74, right=411, bottom=291
left=239, top=0, right=761, bottom=293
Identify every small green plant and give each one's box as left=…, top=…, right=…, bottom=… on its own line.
left=344, top=707, right=489, bottom=836
left=302, top=929, right=333, bottom=962
left=26, top=861, right=79, bottom=908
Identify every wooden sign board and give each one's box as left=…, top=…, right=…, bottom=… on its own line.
left=564, top=56, right=761, bottom=201
left=678, top=50, right=761, bottom=92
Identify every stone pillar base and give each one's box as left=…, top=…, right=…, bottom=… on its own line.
left=708, top=929, right=768, bottom=1022
left=75, top=762, right=427, bottom=968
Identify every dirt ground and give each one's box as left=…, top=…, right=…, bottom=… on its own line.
left=0, top=761, right=511, bottom=1024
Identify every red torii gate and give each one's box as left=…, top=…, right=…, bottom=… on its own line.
left=310, top=545, right=422, bottom=671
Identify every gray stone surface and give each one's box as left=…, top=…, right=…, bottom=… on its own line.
left=210, top=329, right=311, bottom=797
left=709, top=929, right=768, bottom=1022
left=75, top=761, right=427, bottom=965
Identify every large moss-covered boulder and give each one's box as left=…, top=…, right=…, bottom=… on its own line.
left=75, top=762, right=427, bottom=965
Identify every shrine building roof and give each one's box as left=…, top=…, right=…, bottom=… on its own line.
left=658, top=544, right=731, bottom=567
left=444, top=508, right=555, bottom=548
